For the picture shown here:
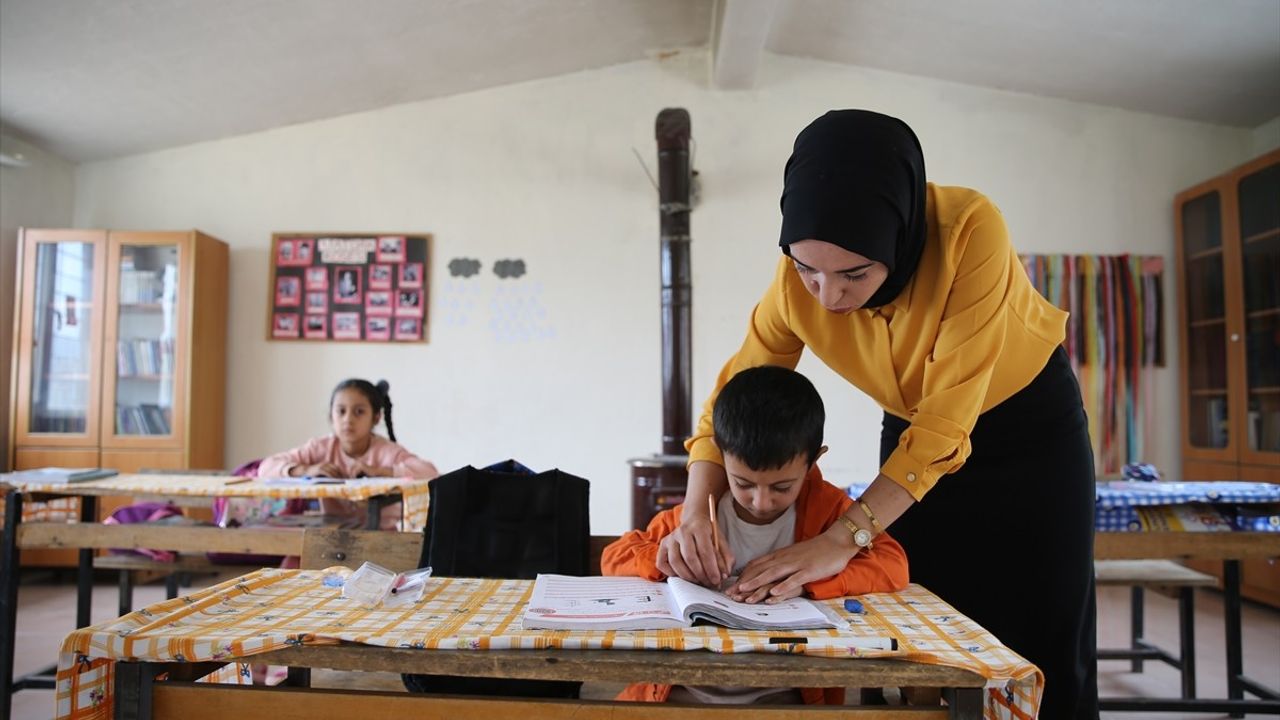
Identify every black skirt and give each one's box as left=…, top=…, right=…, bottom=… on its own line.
left=880, top=345, right=1098, bottom=719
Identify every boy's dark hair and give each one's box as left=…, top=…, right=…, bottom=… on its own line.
left=712, top=365, right=824, bottom=470
left=330, top=378, right=396, bottom=442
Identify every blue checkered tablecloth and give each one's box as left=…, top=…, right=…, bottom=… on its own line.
left=845, top=481, right=1280, bottom=533
left=1095, top=481, right=1280, bottom=508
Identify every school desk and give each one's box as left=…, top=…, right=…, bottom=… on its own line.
left=54, top=569, right=1042, bottom=720
left=0, top=474, right=429, bottom=719
left=1094, top=531, right=1280, bottom=714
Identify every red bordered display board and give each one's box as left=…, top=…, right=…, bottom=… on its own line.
left=266, top=232, right=430, bottom=343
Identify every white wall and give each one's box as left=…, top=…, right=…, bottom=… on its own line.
left=72, top=52, right=1254, bottom=533
left=1252, top=116, right=1280, bottom=156
left=0, top=136, right=75, bottom=471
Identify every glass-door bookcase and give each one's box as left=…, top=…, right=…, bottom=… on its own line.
left=1178, top=190, right=1233, bottom=455
left=101, top=234, right=186, bottom=451
left=11, top=230, right=106, bottom=468
left=1237, top=160, right=1280, bottom=465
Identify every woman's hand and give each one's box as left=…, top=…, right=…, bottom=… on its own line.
left=656, top=506, right=734, bottom=588
left=292, top=462, right=343, bottom=478
left=727, top=525, right=857, bottom=603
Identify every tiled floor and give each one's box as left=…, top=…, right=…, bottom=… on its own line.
left=5, top=573, right=1279, bottom=719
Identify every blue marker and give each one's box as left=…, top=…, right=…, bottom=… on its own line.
left=844, top=598, right=865, bottom=614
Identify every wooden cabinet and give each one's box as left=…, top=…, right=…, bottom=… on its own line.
left=1175, top=149, right=1280, bottom=606
left=6, top=228, right=228, bottom=565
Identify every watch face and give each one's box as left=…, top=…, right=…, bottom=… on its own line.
left=854, top=528, right=873, bottom=548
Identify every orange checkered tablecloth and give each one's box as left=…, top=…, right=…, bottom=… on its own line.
left=56, top=571, right=1041, bottom=720
left=0, top=474, right=431, bottom=531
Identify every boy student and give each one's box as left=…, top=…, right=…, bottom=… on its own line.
left=601, top=365, right=909, bottom=705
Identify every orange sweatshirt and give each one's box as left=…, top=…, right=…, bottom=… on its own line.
left=601, top=465, right=909, bottom=705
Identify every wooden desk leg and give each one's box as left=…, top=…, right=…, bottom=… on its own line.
left=283, top=666, right=311, bottom=688
left=365, top=494, right=398, bottom=530
left=1, top=490, right=23, bottom=720
left=1224, top=559, right=1244, bottom=718
left=115, top=661, right=160, bottom=720
left=944, top=687, right=983, bottom=719
left=76, top=496, right=97, bottom=629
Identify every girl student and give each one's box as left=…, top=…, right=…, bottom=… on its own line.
left=258, top=378, right=438, bottom=529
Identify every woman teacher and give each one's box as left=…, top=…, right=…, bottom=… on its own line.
left=658, top=110, right=1097, bottom=718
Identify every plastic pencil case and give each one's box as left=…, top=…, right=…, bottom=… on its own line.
left=341, top=561, right=433, bottom=607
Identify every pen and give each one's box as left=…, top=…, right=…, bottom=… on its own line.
left=223, top=477, right=253, bottom=485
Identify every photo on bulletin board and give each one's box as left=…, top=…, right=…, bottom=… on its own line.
left=369, top=264, right=393, bottom=289
left=366, top=316, right=392, bottom=341
left=399, top=261, right=423, bottom=288
left=305, top=266, right=329, bottom=290
left=275, top=276, right=301, bottom=306
left=305, top=291, right=328, bottom=314
left=267, top=232, right=431, bottom=342
left=304, top=313, right=328, bottom=339
left=272, top=312, right=300, bottom=338
left=376, top=235, right=406, bottom=263
left=366, top=290, right=393, bottom=316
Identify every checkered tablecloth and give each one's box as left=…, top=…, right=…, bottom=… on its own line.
left=1094, top=480, right=1280, bottom=507
left=0, top=474, right=430, bottom=531
left=846, top=480, right=1280, bottom=533
left=55, top=570, right=1041, bottom=720
left=1095, top=481, right=1280, bottom=532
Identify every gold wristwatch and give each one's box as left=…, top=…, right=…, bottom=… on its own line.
left=838, top=515, right=874, bottom=549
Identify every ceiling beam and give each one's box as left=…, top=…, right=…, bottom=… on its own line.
left=711, top=0, right=779, bottom=90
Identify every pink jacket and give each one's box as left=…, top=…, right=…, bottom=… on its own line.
left=257, top=434, right=438, bottom=479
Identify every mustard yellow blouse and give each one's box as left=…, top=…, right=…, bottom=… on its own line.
left=686, top=184, right=1068, bottom=500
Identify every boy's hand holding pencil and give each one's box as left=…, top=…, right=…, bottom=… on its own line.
left=655, top=492, right=734, bottom=588
left=707, top=494, right=733, bottom=589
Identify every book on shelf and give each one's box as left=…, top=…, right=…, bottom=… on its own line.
left=1133, top=504, right=1234, bottom=532
left=521, top=573, right=849, bottom=632
left=0, top=467, right=118, bottom=485
left=115, top=404, right=172, bottom=435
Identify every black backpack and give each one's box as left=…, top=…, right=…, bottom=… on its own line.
left=402, top=460, right=590, bottom=697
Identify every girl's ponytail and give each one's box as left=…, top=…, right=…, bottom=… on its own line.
left=375, top=379, right=396, bottom=443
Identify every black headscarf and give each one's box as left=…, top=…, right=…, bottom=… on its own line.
left=779, top=110, right=927, bottom=309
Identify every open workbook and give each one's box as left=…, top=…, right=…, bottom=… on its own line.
left=522, top=573, right=849, bottom=632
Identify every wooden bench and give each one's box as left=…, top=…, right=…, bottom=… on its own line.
left=1095, top=559, right=1217, bottom=699
left=94, top=554, right=271, bottom=616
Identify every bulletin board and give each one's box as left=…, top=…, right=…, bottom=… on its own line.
left=266, top=232, right=430, bottom=343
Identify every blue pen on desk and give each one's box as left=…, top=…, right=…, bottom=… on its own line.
left=844, top=598, right=865, bottom=614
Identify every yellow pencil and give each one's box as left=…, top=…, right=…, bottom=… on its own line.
left=708, top=493, right=721, bottom=558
